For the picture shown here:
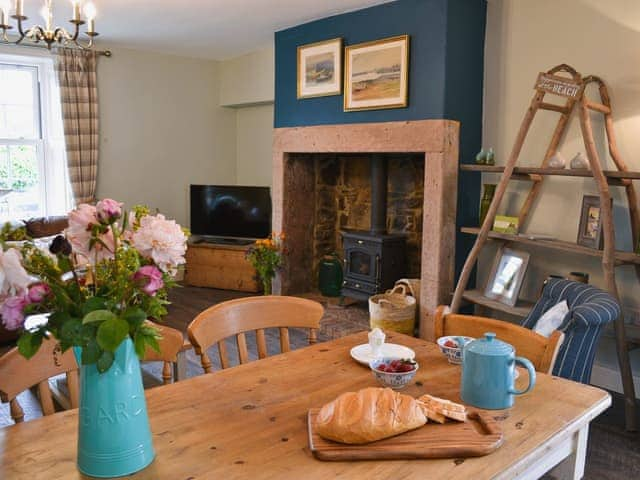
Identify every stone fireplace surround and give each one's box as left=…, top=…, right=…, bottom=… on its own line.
left=272, top=120, right=459, bottom=340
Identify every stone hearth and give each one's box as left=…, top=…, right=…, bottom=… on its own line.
left=272, top=120, right=459, bottom=340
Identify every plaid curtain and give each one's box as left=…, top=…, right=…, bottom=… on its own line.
left=55, top=49, right=99, bottom=205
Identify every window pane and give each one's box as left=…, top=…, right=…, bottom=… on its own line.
left=0, top=144, right=42, bottom=222
left=0, top=66, right=38, bottom=139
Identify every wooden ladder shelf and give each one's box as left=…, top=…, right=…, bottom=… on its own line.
left=451, top=64, right=638, bottom=431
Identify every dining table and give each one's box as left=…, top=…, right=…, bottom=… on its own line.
left=0, top=331, right=610, bottom=479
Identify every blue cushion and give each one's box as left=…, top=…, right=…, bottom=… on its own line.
left=522, top=279, right=619, bottom=383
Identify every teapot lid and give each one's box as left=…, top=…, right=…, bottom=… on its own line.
left=466, top=332, right=513, bottom=356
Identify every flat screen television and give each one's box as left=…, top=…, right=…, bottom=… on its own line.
left=190, top=185, right=271, bottom=243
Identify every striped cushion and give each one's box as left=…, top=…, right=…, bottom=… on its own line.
left=522, top=279, right=619, bottom=383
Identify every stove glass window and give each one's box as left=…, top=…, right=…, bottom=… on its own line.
left=349, top=250, right=371, bottom=276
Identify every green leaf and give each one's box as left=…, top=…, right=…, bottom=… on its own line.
left=48, top=311, right=72, bottom=329
left=134, top=331, right=147, bottom=358
left=81, top=339, right=102, bottom=364
left=122, top=307, right=147, bottom=328
left=17, top=331, right=43, bottom=359
left=82, top=309, right=117, bottom=325
left=82, top=297, right=107, bottom=316
left=96, top=350, right=114, bottom=373
left=144, top=334, right=160, bottom=354
left=96, top=317, right=129, bottom=352
left=59, top=317, right=83, bottom=348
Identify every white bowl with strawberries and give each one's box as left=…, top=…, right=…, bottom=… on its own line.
left=369, top=357, right=419, bottom=390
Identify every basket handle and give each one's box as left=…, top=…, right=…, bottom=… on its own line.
left=388, top=284, right=408, bottom=296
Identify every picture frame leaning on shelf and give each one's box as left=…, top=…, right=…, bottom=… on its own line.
left=484, top=246, right=530, bottom=307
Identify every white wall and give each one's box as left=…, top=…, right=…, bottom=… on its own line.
left=96, top=47, right=237, bottom=226
left=483, top=0, right=640, bottom=391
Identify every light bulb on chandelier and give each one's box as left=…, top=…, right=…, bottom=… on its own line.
left=0, top=0, right=101, bottom=51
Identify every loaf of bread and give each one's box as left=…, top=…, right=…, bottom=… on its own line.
left=315, top=387, right=427, bottom=444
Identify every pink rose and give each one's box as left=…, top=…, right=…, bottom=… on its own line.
left=131, top=214, right=187, bottom=274
left=1, top=293, right=29, bottom=331
left=28, top=283, right=51, bottom=303
left=133, top=265, right=164, bottom=296
left=65, top=203, right=115, bottom=262
left=96, top=198, right=123, bottom=224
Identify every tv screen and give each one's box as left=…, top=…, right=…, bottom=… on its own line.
left=190, top=185, right=271, bottom=240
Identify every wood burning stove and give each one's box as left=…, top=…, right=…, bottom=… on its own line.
left=341, top=154, right=406, bottom=299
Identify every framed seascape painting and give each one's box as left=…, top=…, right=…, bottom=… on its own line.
left=297, top=38, right=343, bottom=99
left=344, top=35, right=409, bottom=111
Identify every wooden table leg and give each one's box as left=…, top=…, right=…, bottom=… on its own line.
left=548, top=425, right=589, bottom=480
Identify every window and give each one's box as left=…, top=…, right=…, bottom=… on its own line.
left=0, top=52, right=72, bottom=223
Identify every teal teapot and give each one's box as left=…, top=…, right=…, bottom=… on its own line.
left=460, top=332, right=536, bottom=410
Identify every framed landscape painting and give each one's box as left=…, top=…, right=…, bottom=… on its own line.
left=344, top=35, right=409, bottom=111
left=297, top=38, right=342, bottom=99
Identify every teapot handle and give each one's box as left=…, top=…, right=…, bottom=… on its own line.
left=508, top=356, right=536, bottom=395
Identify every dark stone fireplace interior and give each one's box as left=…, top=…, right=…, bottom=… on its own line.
left=286, top=152, right=424, bottom=295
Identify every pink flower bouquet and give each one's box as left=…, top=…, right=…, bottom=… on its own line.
left=0, top=200, right=188, bottom=372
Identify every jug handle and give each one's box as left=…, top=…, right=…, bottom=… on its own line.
left=508, top=357, right=536, bottom=395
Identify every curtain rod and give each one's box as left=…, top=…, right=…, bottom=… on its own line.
left=1, top=41, right=112, bottom=57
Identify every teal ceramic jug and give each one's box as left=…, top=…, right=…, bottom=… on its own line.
left=460, top=332, right=536, bottom=410
left=74, top=338, right=155, bottom=478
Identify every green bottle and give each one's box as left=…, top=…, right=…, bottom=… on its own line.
left=318, top=253, right=344, bottom=297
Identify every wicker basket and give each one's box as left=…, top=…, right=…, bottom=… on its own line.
left=368, top=285, right=417, bottom=335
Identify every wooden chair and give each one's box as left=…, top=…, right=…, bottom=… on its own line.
left=0, top=337, right=79, bottom=423
left=188, top=296, right=324, bottom=373
left=142, top=321, right=185, bottom=384
left=434, top=306, right=564, bottom=374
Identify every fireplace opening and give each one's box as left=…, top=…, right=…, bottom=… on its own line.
left=304, top=152, right=424, bottom=298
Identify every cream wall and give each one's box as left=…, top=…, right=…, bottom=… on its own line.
left=96, top=47, right=237, bottom=226
left=483, top=0, right=640, bottom=391
left=219, top=47, right=275, bottom=187
left=236, top=104, right=274, bottom=186
left=220, top=47, right=275, bottom=107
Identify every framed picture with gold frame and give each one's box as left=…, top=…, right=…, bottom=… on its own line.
left=344, top=35, right=410, bottom=112
left=297, top=38, right=343, bottom=99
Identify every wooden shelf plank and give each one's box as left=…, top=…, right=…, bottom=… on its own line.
left=460, top=227, right=640, bottom=266
left=461, top=289, right=534, bottom=318
left=460, top=164, right=640, bottom=180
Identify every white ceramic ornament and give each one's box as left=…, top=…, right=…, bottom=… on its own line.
left=570, top=152, right=589, bottom=170
left=548, top=152, right=566, bottom=169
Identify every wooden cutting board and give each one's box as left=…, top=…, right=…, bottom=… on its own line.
left=308, top=409, right=503, bottom=461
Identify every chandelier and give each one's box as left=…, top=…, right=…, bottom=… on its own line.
left=0, top=0, right=99, bottom=51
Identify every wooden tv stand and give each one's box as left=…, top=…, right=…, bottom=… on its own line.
left=184, top=241, right=261, bottom=292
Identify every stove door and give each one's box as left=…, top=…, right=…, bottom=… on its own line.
left=345, top=247, right=377, bottom=283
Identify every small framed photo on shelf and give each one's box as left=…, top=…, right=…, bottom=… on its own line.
left=344, top=34, right=410, bottom=111
left=484, top=246, right=530, bottom=307
left=297, top=38, right=343, bottom=99
left=577, top=195, right=606, bottom=249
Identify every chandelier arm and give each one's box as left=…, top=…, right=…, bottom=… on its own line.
left=73, top=35, right=95, bottom=50
left=14, top=16, right=26, bottom=44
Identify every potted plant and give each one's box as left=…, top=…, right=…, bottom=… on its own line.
left=245, top=233, right=286, bottom=295
left=0, top=199, right=188, bottom=478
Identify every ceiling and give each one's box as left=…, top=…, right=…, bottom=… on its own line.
left=43, top=0, right=395, bottom=60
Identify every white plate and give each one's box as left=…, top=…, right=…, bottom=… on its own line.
left=350, top=343, right=416, bottom=366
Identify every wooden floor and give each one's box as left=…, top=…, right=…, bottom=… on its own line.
left=0, top=286, right=638, bottom=479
